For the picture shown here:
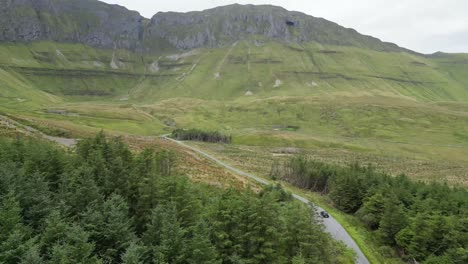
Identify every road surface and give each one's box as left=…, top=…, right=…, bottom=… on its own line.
left=164, top=136, right=370, bottom=264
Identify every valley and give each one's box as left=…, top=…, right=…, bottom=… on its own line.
left=0, top=1, right=467, bottom=263
left=1, top=40, right=467, bottom=185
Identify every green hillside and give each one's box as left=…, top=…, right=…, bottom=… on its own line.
left=2, top=40, right=467, bottom=102
left=0, top=40, right=467, bottom=184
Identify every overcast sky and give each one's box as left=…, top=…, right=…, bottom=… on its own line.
left=101, top=0, right=468, bottom=54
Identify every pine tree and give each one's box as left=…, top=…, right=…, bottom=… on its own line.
left=15, top=171, right=53, bottom=229
left=152, top=204, right=186, bottom=264
left=291, top=254, right=306, bottom=264
left=396, top=213, right=463, bottom=262
left=20, top=245, right=44, bottom=264
left=48, top=224, right=99, bottom=264
left=122, top=241, right=146, bottom=264
left=329, top=172, right=365, bottom=213
left=81, top=193, right=136, bottom=262
left=238, top=191, right=280, bottom=263
left=185, top=221, right=220, bottom=264
left=157, top=176, right=201, bottom=227
left=0, top=192, right=36, bottom=264
left=282, top=203, right=332, bottom=263
left=133, top=148, right=160, bottom=228
left=356, top=192, right=386, bottom=230
left=39, top=210, right=69, bottom=256
left=58, top=165, right=103, bottom=216
left=207, top=190, right=242, bottom=261
left=378, top=199, right=407, bottom=246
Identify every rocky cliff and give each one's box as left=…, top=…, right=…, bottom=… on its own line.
left=147, top=4, right=407, bottom=52
left=0, top=0, right=145, bottom=50
left=0, top=0, right=410, bottom=53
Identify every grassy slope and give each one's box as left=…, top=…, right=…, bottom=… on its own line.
left=0, top=40, right=467, bottom=183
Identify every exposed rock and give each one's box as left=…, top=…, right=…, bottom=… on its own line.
left=0, top=1, right=412, bottom=54
left=0, top=0, right=145, bottom=50
left=245, top=90, right=253, bottom=96
left=110, top=51, right=125, bottom=69
left=274, top=79, right=282, bottom=88
left=55, top=49, right=65, bottom=60
left=93, top=61, right=104, bottom=67
left=110, top=58, right=119, bottom=69
left=166, top=50, right=199, bottom=60
left=150, top=61, right=160, bottom=73
left=145, top=4, right=410, bottom=52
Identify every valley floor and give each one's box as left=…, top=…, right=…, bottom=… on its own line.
left=1, top=41, right=468, bottom=185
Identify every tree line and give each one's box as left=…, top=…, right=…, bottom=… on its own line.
left=270, top=156, right=468, bottom=263
left=0, top=133, right=351, bottom=264
left=171, top=129, right=232, bottom=144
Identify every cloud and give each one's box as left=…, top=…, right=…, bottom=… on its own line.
left=101, top=0, right=468, bottom=53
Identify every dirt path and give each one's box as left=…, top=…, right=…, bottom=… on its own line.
left=0, top=114, right=77, bottom=147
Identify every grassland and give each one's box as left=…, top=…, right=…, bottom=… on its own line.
left=0, top=40, right=467, bottom=184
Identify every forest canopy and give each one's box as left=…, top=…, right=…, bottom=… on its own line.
left=0, top=134, right=351, bottom=264
left=271, top=156, right=468, bottom=263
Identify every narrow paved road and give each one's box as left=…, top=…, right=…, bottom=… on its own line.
left=164, top=136, right=370, bottom=264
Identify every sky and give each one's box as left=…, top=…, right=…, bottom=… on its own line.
left=101, top=0, right=468, bottom=54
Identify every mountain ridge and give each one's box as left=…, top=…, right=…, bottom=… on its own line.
left=0, top=0, right=414, bottom=54
left=148, top=4, right=413, bottom=53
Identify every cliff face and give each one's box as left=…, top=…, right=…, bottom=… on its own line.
left=0, top=0, right=146, bottom=50
left=146, top=4, right=406, bottom=52
left=0, top=1, right=409, bottom=53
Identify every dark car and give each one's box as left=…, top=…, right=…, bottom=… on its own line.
left=320, top=211, right=330, bottom=218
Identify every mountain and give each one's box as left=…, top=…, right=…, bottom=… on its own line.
left=0, top=0, right=145, bottom=50
left=1, top=0, right=409, bottom=53
left=146, top=4, right=409, bottom=52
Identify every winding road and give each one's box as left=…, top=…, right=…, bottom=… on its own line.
left=164, top=136, right=370, bottom=264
